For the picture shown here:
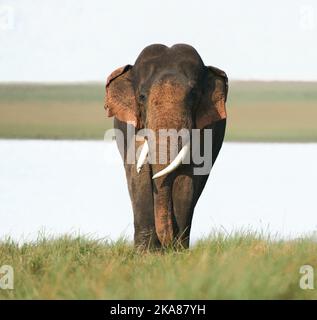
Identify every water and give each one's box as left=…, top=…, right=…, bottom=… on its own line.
left=0, top=140, right=316, bottom=243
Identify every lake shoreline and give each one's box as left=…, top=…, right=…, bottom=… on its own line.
left=1, top=140, right=316, bottom=243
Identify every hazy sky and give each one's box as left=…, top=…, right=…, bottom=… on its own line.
left=0, top=0, right=316, bottom=82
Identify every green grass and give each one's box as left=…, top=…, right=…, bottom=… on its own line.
left=0, top=81, right=316, bottom=141
left=1, top=233, right=317, bottom=299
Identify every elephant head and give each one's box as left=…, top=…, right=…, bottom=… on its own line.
left=105, top=44, right=228, bottom=248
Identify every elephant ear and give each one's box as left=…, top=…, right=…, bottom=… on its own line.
left=105, top=65, right=140, bottom=128
left=195, top=66, right=228, bottom=129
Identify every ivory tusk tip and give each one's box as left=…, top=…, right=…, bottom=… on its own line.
left=151, top=141, right=190, bottom=180
left=152, top=172, right=163, bottom=179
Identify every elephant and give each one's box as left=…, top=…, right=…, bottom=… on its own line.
left=104, top=44, right=228, bottom=250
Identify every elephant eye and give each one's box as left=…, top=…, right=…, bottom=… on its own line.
left=189, top=87, right=198, bottom=99
left=139, top=94, right=146, bottom=102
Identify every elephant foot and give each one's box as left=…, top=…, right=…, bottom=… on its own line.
left=134, top=228, right=162, bottom=251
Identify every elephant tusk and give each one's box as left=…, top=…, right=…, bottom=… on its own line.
left=152, top=141, right=190, bottom=179
left=136, top=140, right=149, bottom=173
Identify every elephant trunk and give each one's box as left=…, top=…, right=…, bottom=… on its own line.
left=150, top=132, right=190, bottom=246
left=151, top=169, right=174, bottom=246
left=143, top=79, right=193, bottom=246
left=151, top=139, right=176, bottom=246
left=137, top=137, right=190, bottom=246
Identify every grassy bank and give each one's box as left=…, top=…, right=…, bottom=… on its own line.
left=1, top=233, right=317, bottom=299
left=0, top=81, right=316, bottom=141
left=0, top=83, right=110, bottom=140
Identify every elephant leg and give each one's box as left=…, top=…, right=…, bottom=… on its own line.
left=124, top=163, right=161, bottom=250
left=171, top=119, right=226, bottom=248
left=171, top=172, right=195, bottom=248
left=114, top=118, right=160, bottom=250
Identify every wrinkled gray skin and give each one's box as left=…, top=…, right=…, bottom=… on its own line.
left=108, top=44, right=227, bottom=250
